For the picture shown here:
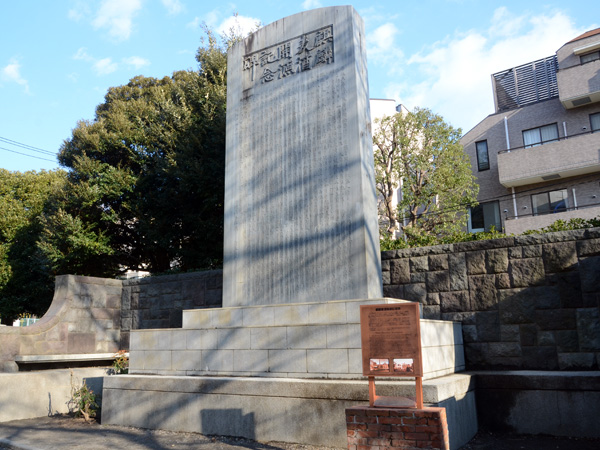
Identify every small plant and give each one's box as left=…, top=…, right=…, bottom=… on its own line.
left=70, top=376, right=99, bottom=422
left=112, top=350, right=129, bottom=374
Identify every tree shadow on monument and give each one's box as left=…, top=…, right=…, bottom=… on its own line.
left=225, top=66, right=380, bottom=306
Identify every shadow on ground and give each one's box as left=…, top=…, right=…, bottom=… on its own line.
left=2, top=415, right=600, bottom=450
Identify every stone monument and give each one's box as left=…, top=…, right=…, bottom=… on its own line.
left=223, top=6, right=382, bottom=306
left=102, top=8, right=475, bottom=449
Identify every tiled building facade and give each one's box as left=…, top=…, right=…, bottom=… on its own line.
left=462, top=28, right=600, bottom=235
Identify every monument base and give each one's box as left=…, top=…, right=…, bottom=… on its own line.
left=346, top=405, right=450, bottom=450
left=128, top=298, right=464, bottom=380
left=101, top=374, right=476, bottom=449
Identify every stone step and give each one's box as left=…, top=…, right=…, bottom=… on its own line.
left=181, top=297, right=411, bottom=329
left=129, top=316, right=463, bottom=380
left=102, top=373, right=477, bottom=450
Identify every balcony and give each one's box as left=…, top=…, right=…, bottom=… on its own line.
left=557, top=59, right=600, bottom=108
left=503, top=203, right=600, bottom=235
left=497, top=131, right=600, bottom=188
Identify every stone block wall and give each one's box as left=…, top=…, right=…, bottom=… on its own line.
left=381, top=229, right=600, bottom=370
left=120, top=270, right=222, bottom=348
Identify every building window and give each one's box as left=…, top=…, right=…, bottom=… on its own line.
left=531, top=189, right=568, bottom=216
left=591, top=112, right=600, bottom=133
left=581, top=51, right=600, bottom=64
left=469, top=201, right=501, bottom=233
left=476, top=140, right=490, bottom=171
left=522, top=124, right=559, bottom=148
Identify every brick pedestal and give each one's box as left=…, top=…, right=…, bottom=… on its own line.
left=346, top=406, right=450, bottom=450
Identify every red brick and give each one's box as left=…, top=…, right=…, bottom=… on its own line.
left=381, top=431, right=404, bottom=440
left=402, top=418, right=428, bottom=425
left=392, top=439, right=417, bottom=447
left=415, top=425, right=441, bottom=434
left=367, top=408, right=391, bottom=417
left=404, top=432, right=429, bottom=440
left=389, top=409, right=414, bottom=417
left=417, top=410, right=439, bottom=419
left=348, top=423, right=368, bottom=431
left=379, top=417, right=404, bottom=424
left=353, top=417, right=377, bottom=424
left=347, top=445, right=357, bottom=450
left=357, top=430, right=380, bottom=438
left=368, top=423, right=392, bottom=432
left=429, top=438, right=443, bottom=449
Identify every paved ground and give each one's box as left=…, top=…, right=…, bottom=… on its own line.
left=1, top=415, right=600, bottom=450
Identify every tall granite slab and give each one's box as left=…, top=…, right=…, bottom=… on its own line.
left=224, top=6, right=382, bottom=307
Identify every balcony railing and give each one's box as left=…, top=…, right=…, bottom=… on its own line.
left=497, top=129, right=600, bottom=188
left=502, top=203, right=600, bottom=235
left=498, top=128, right=597, bottom=154
left=504, top=201, right=600, bottom=221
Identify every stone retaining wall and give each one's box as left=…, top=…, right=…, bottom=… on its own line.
left=381, top=229, right=600, bottom=370
left=3, top=229, right=599, bottom=373
left=119, top=270, right=222, bottom=348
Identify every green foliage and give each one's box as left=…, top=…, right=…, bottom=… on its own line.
left=522, top=217, right=600, bottom=235
left=70, top=378, right=99, bottom=422
left=50, top=30, right=229, bottom=276
left=1, top=29, right=233, bottom=321
left=112, top=350, right=129, bottom=375
left=373, top=107, right=479, bottom=240
left=0, top=169, right=67, bottom=323
left=381, top=216, right=600, bottom=250
left=380, top=226, right=506, bottom=251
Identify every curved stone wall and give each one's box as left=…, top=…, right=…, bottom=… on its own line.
left=0, top=275, right=122, bottom=372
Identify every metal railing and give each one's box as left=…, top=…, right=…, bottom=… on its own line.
left=504, top=201, right=600, bottom=221
left=498, top=128, right=599, bottom=155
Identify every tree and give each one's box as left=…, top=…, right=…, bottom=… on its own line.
left=47, top=31, right=230, bottom=276
left=0, top=169, right=67, bottom=323
left=372, top=107, right=478, bottom=241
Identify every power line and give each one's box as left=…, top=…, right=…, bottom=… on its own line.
left=0, top=145, right=57, bottom=163
left=0, top=136, right=56, bottom=156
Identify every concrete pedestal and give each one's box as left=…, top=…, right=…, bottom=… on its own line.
left=128, top=298, right=464, bottom=380
left=102, top=374, right=476, bottom=449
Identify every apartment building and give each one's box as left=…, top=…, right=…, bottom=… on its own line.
left=461, top=28, right=600, bottom=235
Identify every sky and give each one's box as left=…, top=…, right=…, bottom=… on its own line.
left=0, top=0, right=597, bottom=173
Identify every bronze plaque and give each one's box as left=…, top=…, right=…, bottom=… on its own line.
left=360, top=303, right=423, bottom=377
